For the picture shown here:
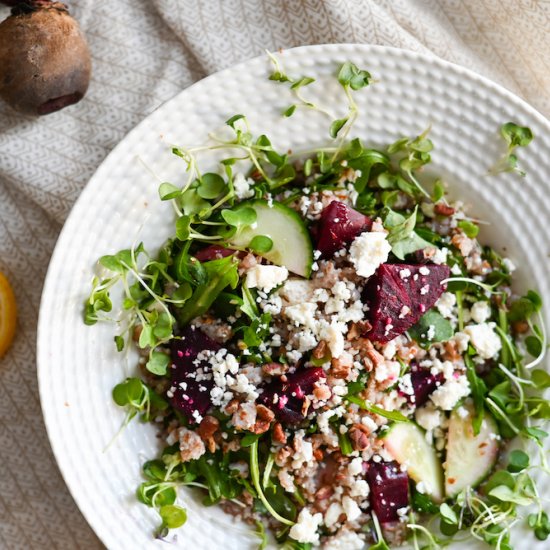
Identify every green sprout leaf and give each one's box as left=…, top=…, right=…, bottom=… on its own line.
left=248, top=235, right=273, bottom=253
left=507, top=450, right=529, bottom=473
left=197, top=173, right=226, bottom=199
left=329, top=117, right=348, bottom=139
left=159, top=504, right=187, bottom=529
left=283, top=104, right=297, bottom=117
left=337, top=62, right=372, bottom=90
left=501, top=122, right=534, bottom=148
left=221, top=206, right=257, bottom=229
left=158, top=182, right=181, bottom=201
left=146, top=351, right=170, bottom=376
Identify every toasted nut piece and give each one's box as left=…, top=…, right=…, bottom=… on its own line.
left=330, top=357, right=351, bottom=379
left=272, top=422, right=287, bottom=444
left=434, top=203, right=455, bottom=216
left=512, top=320, right=530, bottom=334
left=224, top=398, right=240, bottom=415
left=315, top=486, right=332, bottom=500
left=262, top=362, right=288, bottom=376
left=349, top=423, right=370, bottom=451
left=252, top=404, right=275, bottom=434
left=312, top=340, right=327, bottom=359
left=313, top=448, right=324, bottom=461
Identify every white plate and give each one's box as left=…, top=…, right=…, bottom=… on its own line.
left=38, top=44, right=550, bottom=549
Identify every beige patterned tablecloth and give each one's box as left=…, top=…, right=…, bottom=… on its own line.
left=0, top=1, right=548, bottom=548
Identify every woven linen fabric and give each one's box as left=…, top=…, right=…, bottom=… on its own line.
left=0, top=1, right=548, bottom=548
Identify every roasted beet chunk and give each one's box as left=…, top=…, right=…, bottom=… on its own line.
left=366, top=461, right=410, bottom=523
left=363, top=263, right=450, bottom=343
left=316, top=200, right=372, bottom=258
left=259, top=367, right=325, bottom=424
left=169, top=326, right=220, bottom=422
left=400, top=364, right=444, bottom=407
left=194, top=245, right=234, bottom=262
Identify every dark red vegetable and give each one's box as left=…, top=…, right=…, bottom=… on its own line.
left=363, top=263, right=450, bottom=342
left=0, top=0, right=91, bottom=115
left=316, top=200, right=372, bottom=258
left=399, top=364, right=444, bottom=406
left=259, top=367, right=325, bottom=424
left=169, top=326, right=220, bottom=422
left=194, top=245, right=234, bottom=262
left=366, top=460, right=410, bottom=523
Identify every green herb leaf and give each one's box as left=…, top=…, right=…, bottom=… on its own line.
left=221, top=206, right=257, bottom=229
left=385, top=207, right=432, bottom=260
left=337, top=62, right=372, bottom=90
left=465, top=355, right=488, bottom=435
left=346, top=396, right=409, bottom=422
left=175, top=215, right=191, bottom=241
left=158, top=182, right=181, bottom=201
left=409, top=309, right=453, bottom=345
left=197, top=173, right=225, bottom=199
left=146, top=351, right=170, bottom=376
left=329, top=118, right=348, bottom=139
left=159, top=504, right=187, bottom=529
left=501, top=122, right=534, bottom=148
left=489, top=485, right=533, bottom=506
left=458, top=219, right=479, bottom=238
left=290, top=76, right=315, bottom=90
left=507, top=450, right=529, bottom=473
left=249, top=235, right=273, bottom=253
left=283, top=104, right=297, bottom=117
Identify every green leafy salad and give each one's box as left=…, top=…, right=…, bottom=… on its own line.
left=84, top=55, right=548, bottom=549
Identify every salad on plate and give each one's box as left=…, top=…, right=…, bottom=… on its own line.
left=84, top=58, right=548, bottom=549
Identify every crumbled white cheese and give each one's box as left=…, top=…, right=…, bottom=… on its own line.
left=323, top=530, right=365, bottom=550
left=297, top=330, right=318, bottom=352
left=246, top=265, right=288, bottom=292
left=374, top=360, right=400, bottom=383
left=285, top=302, right=318, bottom=330
left=178, top=427, right=206, bottom=462
left=415, top=404, right=443, bottom=431
left=349, top=231, right=391, bottom=278
left=464, top=323, right=502, bottom=359
left=348, top=457, right=364, bottom=476
left=470, top=301, right=491, bottom=324
left=342, top=496, right=362, bottom=522
left=430, top=375, right=470, bottom=410
left=451, top=331, right=470, bottom=352
left=289, top=508, right=323, bottom=544
left=324, top=502, right=344, bottom=528
left=320, top=321, right=346, bottom=359
left=502, top=258, right=516, bottom=273
left=231, top=402, right=257, bottom=430
left=233, top=172, right=255, bottom=199
left=436, top=292, right=456, bottom=318
left=279, top=279, right=314, bottom=304
left=431, top=247, right=449, bottom=265
left=349, top=479, right=370, bottom=498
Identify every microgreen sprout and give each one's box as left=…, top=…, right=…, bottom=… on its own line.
left=489, top=122, right=534, bottom=177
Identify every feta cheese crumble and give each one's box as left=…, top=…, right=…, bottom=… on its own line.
left=246, top=265, right=288, bottom=292
left=289, top=508, right=323, bottom=544
left=464, top=323, right=502, bottom=359
left=349, top=231, right=391, bottom=278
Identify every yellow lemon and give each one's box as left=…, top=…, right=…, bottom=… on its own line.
left=0, top=270, right=17, bottom=358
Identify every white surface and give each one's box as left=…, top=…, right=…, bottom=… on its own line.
left=37, top=44, right=550, bottom=549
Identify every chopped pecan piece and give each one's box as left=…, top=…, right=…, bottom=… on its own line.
left=330, top=356, right=351, bottom=379
left=313, top=384, right=331, bottom=401
left=197, top=415, right=219, bottom=452
left=348, top=423, right=370, bottom=451
left=272, top=422, right=287, bottom=444
left=224, top=398, right=240, bottom=415
left=252, top=404, right=275, bottom=434
left=434, top=203, right=455, bottom=216
left=262, top=362, right=289, bottom=376
left=312, top=340, right=327, bottom=359
left=315, top=486, right=333, bottom=500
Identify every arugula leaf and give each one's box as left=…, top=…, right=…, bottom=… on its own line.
left=465, top=355, right=488, bottom=435
left=385, top=207, right=432, bottom=260
left=175, top=256, right=239, bottom=326
left=408, top=309, right=453, bottom=345
left=346, top=395, right=409, bottom=422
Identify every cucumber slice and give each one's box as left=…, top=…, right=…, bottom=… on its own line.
left=229, top=199, right=313, bottom=277
left=445, top=404, right=499, bottom=498
left=383, top=422, right=444, bottom=502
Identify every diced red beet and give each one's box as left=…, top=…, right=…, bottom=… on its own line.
left=363, top=263, right=450, bottom=343
left=194, top=245, right=234, bottom=262
left=316, top=200, right=372, bottom=258
left=366, top=461, right=410, bottom=523
left=399, top=364, right=445, bottom=407
left=259, top=367, right=326, bottom=424
left=169, top=326, right=220, bottom=422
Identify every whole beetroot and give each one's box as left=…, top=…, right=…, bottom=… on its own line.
left=0, top=0, right=91, bottom=115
